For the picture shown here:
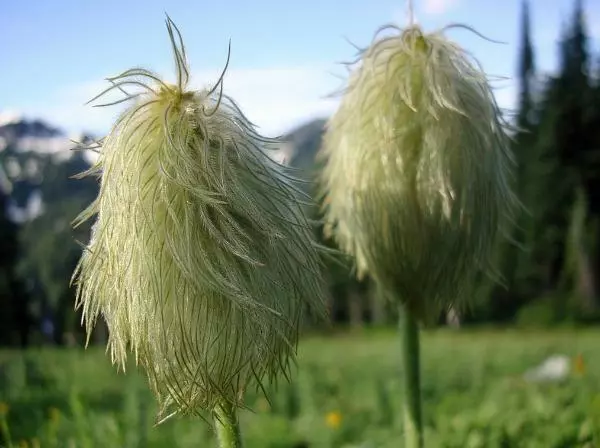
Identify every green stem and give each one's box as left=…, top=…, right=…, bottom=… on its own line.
left=0, top=416, right=13, bottom=448
left=213, top=401, right=243, bottom=448
left=400, top=305, right=423, bottom=448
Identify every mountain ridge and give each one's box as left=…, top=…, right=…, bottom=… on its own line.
left=0, top=114, right=327, bottom=221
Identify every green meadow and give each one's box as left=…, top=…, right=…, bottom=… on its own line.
left=1, top=328, right=599, bottom=447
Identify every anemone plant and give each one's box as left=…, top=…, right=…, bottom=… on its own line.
left=71, top=16, right=326, bottom=447
left=319, top=13, right=520, bottom=448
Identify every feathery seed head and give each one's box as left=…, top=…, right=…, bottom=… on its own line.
left=320, top=23, right=520, bottom=320
left=72, top=16, right=327, bottom=421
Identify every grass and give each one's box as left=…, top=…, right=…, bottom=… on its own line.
left=1, top=328, right=599, bottom=447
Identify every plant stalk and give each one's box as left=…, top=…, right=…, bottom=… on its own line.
left=214, top=401, right=243, bottom=448
left=400, top=305, right=423, bottom=448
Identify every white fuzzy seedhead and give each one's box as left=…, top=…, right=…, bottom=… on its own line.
left=320, top=24, right=519, bottom=320
left=72, top=17, right=326, bottom=421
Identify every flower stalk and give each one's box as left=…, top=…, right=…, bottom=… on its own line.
left=400, top=306, right=423, bottom=448
left=214, top=401, right=243, bottom=448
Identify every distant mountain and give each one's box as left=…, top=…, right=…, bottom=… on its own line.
left=0, top=114, right=328, bottom=221
left=0, top=117, right=98, bottom=222
left=0, top=114, right=329, bottom=343
left=0, top=117, right=96, bottom=161
left=284, top=118, right=327, bottom=174
left=0, top=118, right=62, bottom=140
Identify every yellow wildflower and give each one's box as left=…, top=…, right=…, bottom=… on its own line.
left=325, top=410, right=342, bottom=429
left=48, top=407, right=61, bottom=424
left=573, top=354, right=585, bottom=376
left=257, top=398, right=270, bottom=412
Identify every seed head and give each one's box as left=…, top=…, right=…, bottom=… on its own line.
left=320, top=24, right=519, bottom=320
left=72, top=17, right=326, bottom=421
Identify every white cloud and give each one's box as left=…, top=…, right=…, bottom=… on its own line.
left=7, top=59, right=517, bottom=146
left=10, top=66, right=341, bottom=139
left=423, top=0, right=459, bottom=15
left=590, top=21, right=600, bottom=40
left=0, top=110, right=23, bottom=126
left=189, top=66, right=340, bottom=136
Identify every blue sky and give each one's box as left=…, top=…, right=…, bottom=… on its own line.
left=1, top=0, right=599, bottom=137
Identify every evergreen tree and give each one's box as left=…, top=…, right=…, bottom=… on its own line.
left=510, top=0, right=539, bottom=299
left=471, top=0, right=540, bottom=323
left=589, top=53, right=600, bottom=216
left=17, top=151, right=99, bottom=345
left=0, top=183, right=30, bottom=346
left=516, top=0, right=536, bottom=135
left=551, top=0, right=597, bottom=311
left=555, top=0, right=592, bottom=172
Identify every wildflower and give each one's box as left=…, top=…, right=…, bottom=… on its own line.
left=0, top=402, right=8, bottom=417
left=320, top=23, right=519, bottom=320
left=257, top=397, right=270, bottom=412
left=325, top=410, right=342, bottom=429
left=72, top=16, right=326, bottom=421
left=573, top=354, right=585, bottom=376
left=48, top=407, right=61, bottom=424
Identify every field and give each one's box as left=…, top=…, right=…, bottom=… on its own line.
left=1, top=328, right=599, bottom=447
